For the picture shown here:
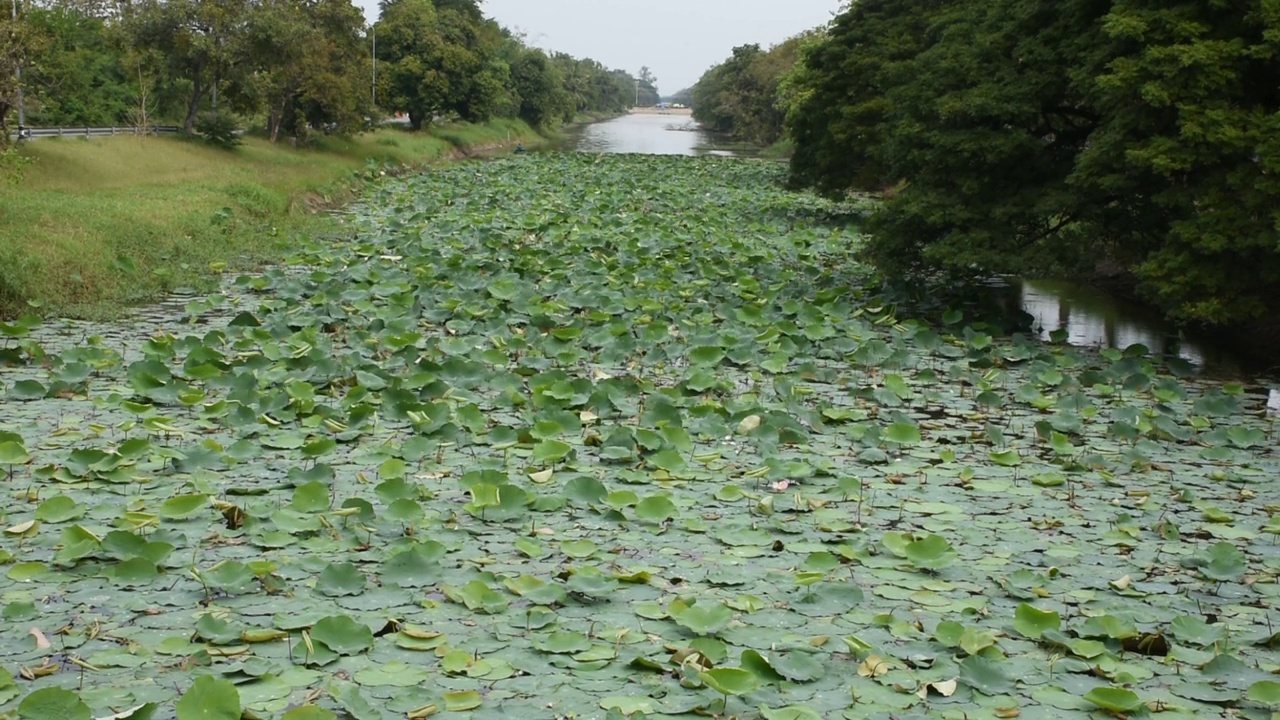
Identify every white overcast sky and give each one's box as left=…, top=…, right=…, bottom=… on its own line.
left=357, top=1, right=844, bottom=93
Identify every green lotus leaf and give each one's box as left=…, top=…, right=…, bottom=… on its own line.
left=309, top=615, right=374, bottom=655
left=699, top=667, right=760, bottom=696
left=160, top=494, right=209, bottom=520
left=959, top=655, right=1015, bottom=696
left=443, top=690, right=482, bottom=711
left=884, top=422, right=922, bottom=445
left=34, top=495, right=83, bottom=523
left=175, top=676, right=240, bottom=720
left=1083, top=687, right=1144, bottom=712
left=1014, top=603, right=1061, bottom=639
left=671, top=602, right=734, bottom=635
left=635, top=494, right=678, bottom=522
left=17, top=687, right=89, bottom=720
left=316, top=562, right=366, bottom=596
left=903, top=534, right=957, bottom=570
left=1248, top=680, right=1280, bottom=705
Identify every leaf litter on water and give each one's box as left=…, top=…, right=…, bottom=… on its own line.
left=0, top=154, right=1277, bottom=718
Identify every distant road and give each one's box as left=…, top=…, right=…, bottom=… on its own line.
left=629, top=107, right=693, bottom=116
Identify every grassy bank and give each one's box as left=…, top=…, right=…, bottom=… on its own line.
left=0, top=120, right=541, bottom=319
left=761, top=136, right=794, bottom=160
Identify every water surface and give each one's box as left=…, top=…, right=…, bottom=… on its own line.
left=562, top=113, right=740, bottom=157
left=1016, top=279, right=1225, bottom=370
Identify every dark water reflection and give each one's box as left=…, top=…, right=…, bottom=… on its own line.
left=1017, top=279, right=1213, bottom=364
left=1012, top=279, right=1280, bottom=381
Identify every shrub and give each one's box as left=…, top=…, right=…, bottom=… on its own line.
left=195, top=111, right=242, bottom=149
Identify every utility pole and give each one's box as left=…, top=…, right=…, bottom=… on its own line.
left=371, top=25, right=376, bottom=107
left=11, top=0, right=24, bottom=130
left=634, top=78, right=639, bottom=107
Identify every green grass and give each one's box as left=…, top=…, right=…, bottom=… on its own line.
left=760, top=136, right=794, bottom=160
left=428, top=117, right=540, bottom=151
left=0, top=121, right=541, bottom=319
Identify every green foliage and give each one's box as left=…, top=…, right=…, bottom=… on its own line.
left=118, top=0, right=246, bottom=133
left=692, top=34, right=811, bottom=146
left=549, top=53, right=637, bottom=118
left=194, top=110, right=241, bottom=148
left=0, top=146, right=33, bottom=185
left=22, top=7, right=132, bottom=127
left=176, top=676, right=240, bottom=720
left=0, top=153, right=1278, bottom=718
left=635, top=66, right=660, bottom=106
left=236, top=0, right=372, bottom=142
left=510, top=49, right=573, bottom=129
left=11, top=0, right=628, bottom=144
left=785, top=0, right=1280, bottom=327
left=374, top=0, right=508, bottom=128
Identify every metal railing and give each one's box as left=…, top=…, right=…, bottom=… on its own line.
left=9, top=125, right=183, bottom=142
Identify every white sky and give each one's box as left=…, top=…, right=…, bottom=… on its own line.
left=356, top=0, right=844, bottom=93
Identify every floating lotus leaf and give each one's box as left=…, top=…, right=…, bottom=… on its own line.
left=699, top=667, right=760, bottom=696
left=0, top=152, right=1275, bottom=720
left=175, top=676, right=240, bottom=720
left=1082, top=687, right=1144, bottom=712
left=672, top=602, right=734, bottom=636
left=309, top=615, right=373, bottom=656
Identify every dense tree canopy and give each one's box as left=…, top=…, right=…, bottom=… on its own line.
left=22, top=6, right=129, bottom=127
left=237, top=0, right=371, bottom=141
left=691, top=34, right=810, bottom=147
left=3, top=0, right=649, bottom=141
left=782, top=0, right=1280, bottom=327
left=509, top=48, right=571, bottom=129
left=550, top=54, right=636, bottom=117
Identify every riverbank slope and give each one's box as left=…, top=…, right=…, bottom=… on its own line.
left=0, top=119, right=541, bottom=319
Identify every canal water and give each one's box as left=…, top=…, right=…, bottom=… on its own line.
left=566, top=114, right=1276, bottom=381
left=559, top=112, right=743, bottom=157
left=1011, top=279, right=1236, bottom=373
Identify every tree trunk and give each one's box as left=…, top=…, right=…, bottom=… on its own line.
left=184, top=76, right=207, bottom=134
left=409, top=110, right=424, bottom=131
left=0, top=101, right=10, bottom=150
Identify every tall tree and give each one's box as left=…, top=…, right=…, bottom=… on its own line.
left=238, top=0, right=370, bottom=142
left=1070, top=0, right=1280, bottom=323
left=787, top=0, right=1280, bottom=327
left=118, top=0, right=248, bottom=133
left=373, top=0, right=439, bottom=129
left=22, top=5, right=131, bottom=126
left=787, top=0, right=950, bottom=195
left=509, top=48, right=570, bottom=128
left=375, top=0, right=506, bottom=127
left=0, top=5, right=30, bottom=145
left=635, top=64, right=658, bottom=105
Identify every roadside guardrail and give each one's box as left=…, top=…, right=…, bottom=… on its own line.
left=9, top=125, right=183, bottom=142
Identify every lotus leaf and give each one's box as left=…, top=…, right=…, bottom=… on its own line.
left=0, top=153, right=1277, bottom=720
